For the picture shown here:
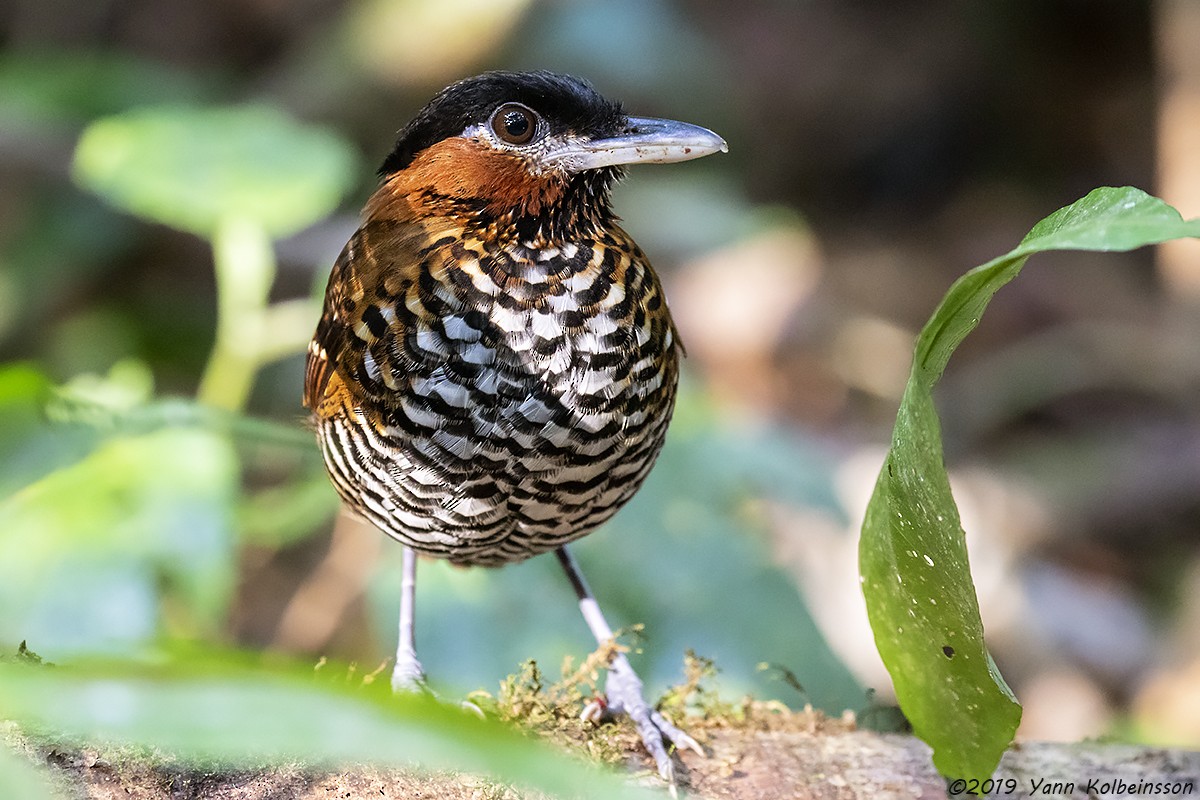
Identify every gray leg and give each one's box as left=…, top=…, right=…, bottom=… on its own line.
left=391, top=546, right=426, bottom=692
left=555, top=546, right=703, bottom=785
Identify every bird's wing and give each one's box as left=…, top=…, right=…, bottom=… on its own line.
left=304, top=217, right=448, bottom=419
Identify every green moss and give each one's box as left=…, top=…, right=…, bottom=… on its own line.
left=473, top=640, right=855, bottom=770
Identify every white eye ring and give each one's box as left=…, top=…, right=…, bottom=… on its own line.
left=490, top=103, right=540, bottom=146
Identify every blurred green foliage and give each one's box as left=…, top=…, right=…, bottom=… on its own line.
left=2, top=94, right=364, bottom=666
left=0, top=51, right=213, bottom=127
left=73, top=104, right=361, bottom=410
left=73, top=106, right=357, bottom=240
left=1, top=364, right=94, bottom=496
left=0, top=745, right=57, bottom=800
left=0, top=656, right=661, bottom=800
left=4, top=425, right=236, bottom=648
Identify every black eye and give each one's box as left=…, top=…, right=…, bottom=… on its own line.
left=491, top=103, right=538, bottom=145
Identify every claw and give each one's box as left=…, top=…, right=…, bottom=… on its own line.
left=650, top=708, right=706, bottom=758
left=601, top=653, right=703, bottom=789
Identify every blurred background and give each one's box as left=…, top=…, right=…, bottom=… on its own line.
left=2, top=0, right=1199, bottom=748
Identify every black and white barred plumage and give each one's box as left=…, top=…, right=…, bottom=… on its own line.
left=307, top=212, right=678, bottom=566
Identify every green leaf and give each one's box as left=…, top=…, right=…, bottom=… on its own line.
left=860, top=187, right=1200, bottom=779
left=0, top=658, right=658, bottom=800
left=0, top=744, right=61, bottom=800
left=0, top=429, right=238, bottom=649
left=72, top=105, right=359, bottom=238
left=0, top=363, right=101, bottom=497
left=46, top=393, right=318, bottom=452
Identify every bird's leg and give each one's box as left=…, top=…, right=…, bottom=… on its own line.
left=391, top=546, right=426, bottom=692
left=554, top=546, right=703, bottom=784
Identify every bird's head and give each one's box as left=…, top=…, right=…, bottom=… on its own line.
left=371, top=71, right=726, bottom=242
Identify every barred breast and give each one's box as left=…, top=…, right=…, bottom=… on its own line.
left=305, top=216, right=680, bottom=566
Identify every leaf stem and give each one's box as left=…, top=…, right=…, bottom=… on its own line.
left=197, top=218, right=275, bottom=411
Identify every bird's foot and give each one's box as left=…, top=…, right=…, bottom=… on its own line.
left=583, top=654, right=704, bottom=789
left=390, top=653, right=428, bottom=694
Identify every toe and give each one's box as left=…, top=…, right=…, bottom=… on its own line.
left=580, top=696, right=607, bottom=725
left=650, top=708, right=706, bottom=758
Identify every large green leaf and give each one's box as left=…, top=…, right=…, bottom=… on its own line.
left=72, top=105, right=358, bottom=238
left=0, top=658, right=658, bottom=800
left=860, top=187, right=1200, bottom=779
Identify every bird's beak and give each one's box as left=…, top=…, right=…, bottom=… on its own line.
left=548, top=116, right=728, bottom=173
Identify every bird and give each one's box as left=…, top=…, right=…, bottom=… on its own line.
left=303, top=70, right=726, bottom=783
